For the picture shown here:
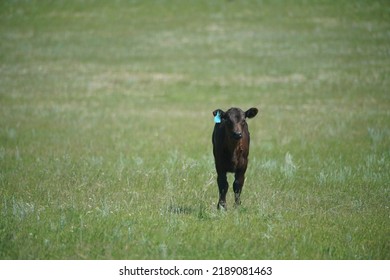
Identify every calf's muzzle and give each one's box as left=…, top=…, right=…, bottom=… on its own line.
left=232, top=131, right=243, bottom=140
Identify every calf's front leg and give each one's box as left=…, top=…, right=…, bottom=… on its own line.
left=217, top=173, right=228, bottom=210
left=233, top=170, right=245, bottom=207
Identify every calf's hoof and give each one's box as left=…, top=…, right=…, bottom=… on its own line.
left=217, top=202, right=227, bottom=211
left=234, top=194, right=241, bottom=207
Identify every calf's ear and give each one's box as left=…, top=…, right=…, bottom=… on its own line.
left=213, top=109, right=225, bottom=123
left=212, top=109, right=225, bottom=117
left=213, top=109, right=225, bottom=124
left=245, top=108, right=258, bottom=119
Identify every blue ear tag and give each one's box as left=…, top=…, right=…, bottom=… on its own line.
left=214, top=111, right=221, bottom=123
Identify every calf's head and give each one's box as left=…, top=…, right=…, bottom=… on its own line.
left=213, top=107, right=258, bottom=140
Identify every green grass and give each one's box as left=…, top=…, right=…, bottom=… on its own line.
left=0, top=0, right=389, bottom=259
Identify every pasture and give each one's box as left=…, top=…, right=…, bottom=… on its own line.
left=0, top=0, right=389, bottom=259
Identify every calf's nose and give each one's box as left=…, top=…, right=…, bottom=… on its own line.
left=232, top=131, right=242, bottom=140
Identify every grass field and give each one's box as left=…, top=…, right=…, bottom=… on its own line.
left=0, top=0, right=389, bottom=259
